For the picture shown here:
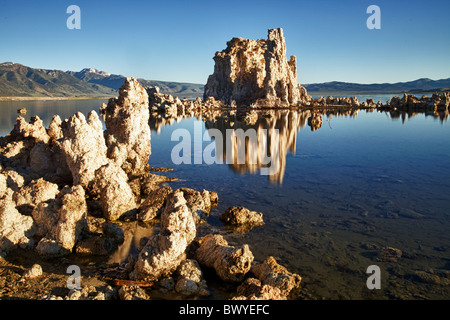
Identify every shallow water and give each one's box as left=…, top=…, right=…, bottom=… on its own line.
left=149, top=107, right=450, bottom=299
left=1, top=95, right=449, bottom=300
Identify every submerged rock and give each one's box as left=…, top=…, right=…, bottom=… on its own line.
left=204, top=28, right=310, bottom=107
left=378, top=247, right=402, bottom=262
left=219, top=206, right=264, bottom=232
left=195, top=234, right=254, bottom=282
left=250, top=256, right=302, bottom=297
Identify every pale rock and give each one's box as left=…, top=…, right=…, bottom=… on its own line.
left=118, top=284, right=150, bottom=300
left=10, top=116, right=50, bottom=144
left=47, top=115, right=63, bottom=141
left=131, top=190, right=196, bottom=281
left=204, top=28, right=310, bottom=107
left=0, top=199, right=35, bottom=252
left=91, top=162, right=137, bottom=221
left=13, top=178, right=60, bottom=215
left=57, top=111, right=108, bottom=188
left=174, top=259, right=209, bottom=296
left=23, top=264, right=43, bottom=278
left=103, top=77, right=151, bottom=175
left=33, top=185, right=87, bottom=256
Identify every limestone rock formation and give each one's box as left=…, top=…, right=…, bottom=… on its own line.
left=174, top=259, right=209, bottom=297
left=102, top=77, right=151, bottom=175
left=10, top=116, right=50, bottom=144
left=178, top=187, right=218, bottom=225
left=33, top=185, right=88, bottom=256
left=219, top=206, right=264, bottom=232
left=131, top=190, right=196, bottom=281
left=195, top=234, right=254, bottom=282
left=250, top=256, right=302, bottom=296
left=57, top=111, right=108, bottom=188
left=204, top=28, right=310, bottom=107
left=233, top=277, right=286, bottom=300
left=137, top=185, right=173, bottom=222
left=0, top=198, right=35, bottom=252
left=91, top=162, right=137, bottom=221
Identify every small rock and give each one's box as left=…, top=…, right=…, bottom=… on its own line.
left=234, top=277, right=286, bottom=300
left=398, top=208, right=425, bottom=219
left=23, top=264, right=43, bottom=278
left=195, top=234, right=254, bottom=282
left=378, top=247, right=402, bottom=262
left=220, top=206, right=264, bottom=228
left=251, top=256, right=301, bottom=296
left=118, top=284, right=150, bottom=300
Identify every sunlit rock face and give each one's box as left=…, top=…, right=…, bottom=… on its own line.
left=204, top=28, right=310, bottom=107
left=102, top=77, right=151, bottom=176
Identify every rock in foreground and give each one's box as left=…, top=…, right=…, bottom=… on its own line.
left=195, top=234, right=254, bottom=282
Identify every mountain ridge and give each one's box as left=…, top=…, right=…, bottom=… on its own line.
left=1, top=62, right=449, bottom=98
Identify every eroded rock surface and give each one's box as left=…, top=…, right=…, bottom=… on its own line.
left=57, top=111, right=108, bottom=188
left=220, top=206, right=263, bottom=232
left=0, top=198, right=35, bottom=252
left=233, top=277, right=286, bottom=300
left=195, top=233, right=254, bottom=282
left=204, top=28, right=310, bottom=107
left=131, top=190, right=196, bottom=281
left=250, top=256, right=302, bottom=296
left=91, top=163, right=136, bottom=221
left=102, top=77, right=151, bottom=175
left=34, top=185, right=88, bottom=256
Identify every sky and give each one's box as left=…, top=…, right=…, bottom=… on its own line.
left=1, top=0, right=449, bottom=85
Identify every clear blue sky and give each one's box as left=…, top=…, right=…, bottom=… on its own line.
left=1, top=0, right=449, bottom=84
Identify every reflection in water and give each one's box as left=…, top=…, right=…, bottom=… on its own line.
left=0, top=99, right=110, bottom=136
left=149, top=107, right=448, bottom=185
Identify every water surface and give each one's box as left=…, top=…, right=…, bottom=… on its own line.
left=1, top=95, right=449, bottom=300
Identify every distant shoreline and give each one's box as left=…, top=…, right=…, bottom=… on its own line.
left=0, top=96, right=113, bottom=101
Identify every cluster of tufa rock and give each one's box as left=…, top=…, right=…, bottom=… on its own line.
left=0, top=77, right=173, bottom=258
left=204, top=28, right=311, bottom=107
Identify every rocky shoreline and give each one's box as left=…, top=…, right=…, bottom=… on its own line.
left=1, top=27, right=449, bottom=301
left=0, top=77, right=304, bottom=300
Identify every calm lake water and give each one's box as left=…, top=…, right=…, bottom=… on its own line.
left=1, top=95, right=449, bottom=300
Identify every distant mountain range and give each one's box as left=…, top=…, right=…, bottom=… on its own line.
left=0, top=62, right=204, bottom=98
left=304, top=78, right=450, bottom=95
left=0, top=62, right=448, bottom=98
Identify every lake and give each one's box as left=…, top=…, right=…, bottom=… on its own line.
left=1, top=95, right=449, bottom=300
